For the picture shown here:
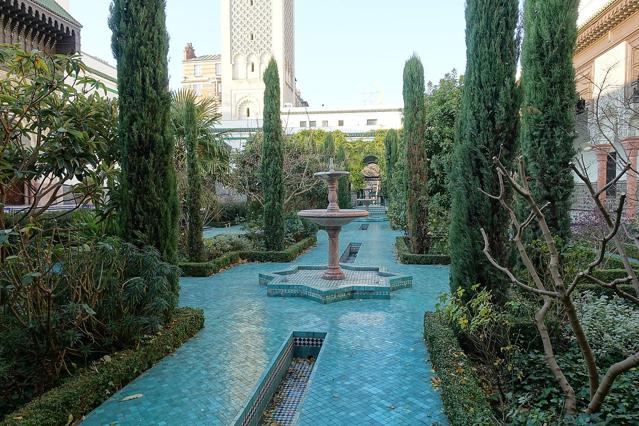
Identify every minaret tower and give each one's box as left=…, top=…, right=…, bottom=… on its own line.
left=220, top=0, right=296, bottom=121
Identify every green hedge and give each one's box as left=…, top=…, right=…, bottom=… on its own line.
left=423, top=312, right=496, bottom=426
left=180, top=235, right=317, bottom=277
left=396, top=236, right=450, bottom=265
left=577, top=269, right=636, bottom=296
left=1, top=308, right=204, bottom=426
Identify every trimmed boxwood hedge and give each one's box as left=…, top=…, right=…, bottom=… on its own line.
left=396, top=236, right=450, bottom=265
left=180, top=235, right=317, bottom=277
left=423, top=312, right=496, bottom=426
left=1, top=308, right=204, bottom=426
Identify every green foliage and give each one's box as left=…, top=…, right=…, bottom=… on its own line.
left=110, top=0, right=179, bottom=273
left=449, top=0, right=520, bottom=304
left=425, top=71, right=463, bottom=247
left=508, top=349, right=639, bottom=425
left=0, top=46, right=118, bottom=231
left=322, top=132, right=335, bottom=158
left=388, top=130, right=407, bottom=230
left=395, top=237, right=450, bottom=265
left=205, top=234, right=256, bottom=259
left=570, top=292, right=639, bottom=362
left=0, top=236, right=178, bottom=416
left=180, top=236, right=317, bottom=277
left=520, top=0, right=578, bottom=248
left=171, top=89, right=227, bottom=262
left=423, top=312, right=497, bottom=426
left=261, top=59, right=285, bottom=251
left=403, top=55, right=430, bottom=254
left=335, top=146, right=351, bottom=209
left=383, top=129, right=399, bottom=205
left=0, top=308, right=204, bottom=426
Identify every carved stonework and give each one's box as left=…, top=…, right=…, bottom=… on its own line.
left=231, top=0, right=272, bottom=58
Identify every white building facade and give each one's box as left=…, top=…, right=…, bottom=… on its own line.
left=219, top=0, right=298, bottom=121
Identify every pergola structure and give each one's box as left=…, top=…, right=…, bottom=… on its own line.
left=0, top=0, right=81, bottom=55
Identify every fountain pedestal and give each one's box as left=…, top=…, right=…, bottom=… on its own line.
left=260, top=160, right=412, bottom=304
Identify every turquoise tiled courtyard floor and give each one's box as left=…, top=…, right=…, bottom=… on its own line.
left=203, top=224, right=246, bottom=239
left=83, top=220, right=450, bottom=425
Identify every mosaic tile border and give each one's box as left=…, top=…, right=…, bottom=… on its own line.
left=259, top=265, right=413, bottom=304
left=232, top=331, right=327, bottom=426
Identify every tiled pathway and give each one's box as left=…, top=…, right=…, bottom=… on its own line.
left=203, top=224, right=246, bottom=239
left=83, top=220, right=449, bottom=425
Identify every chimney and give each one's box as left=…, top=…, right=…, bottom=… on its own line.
left=184, top=43, right=196, bottom=61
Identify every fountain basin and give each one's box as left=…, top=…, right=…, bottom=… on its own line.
left=298, top=209, right=368, bottom=227
left=260, top=264, right=412, bottom=304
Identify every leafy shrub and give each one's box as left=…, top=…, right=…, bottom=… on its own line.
left=423, top=312, right=496, bottom=426
left=180, top=236, right=316, bottom=277
left=283, top=214, right=318, bottom=245
left=209, top=201, right=248, bottom=226
left=205, top=234, right=256, bottom=259
left=570, top=292, right=639, bottom=362
left=1, top=308, right=203, bottom=426
left=509, top=349, right=639, bottom=425
left=0, top=237, right=178, bottom=417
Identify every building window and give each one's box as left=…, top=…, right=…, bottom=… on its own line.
left=215, top=63, right=221, bottom=76
left=251, top=62, right=255, bottom=73
left=366, top=119, right=378, bottom=126
left=247, top=107, right=251, bottom=118
left=250, top=33, right=254, bottom=41
left=606, top=152, right=617, bottom=196
left=193, top=84, right=202, bottom=96
left=322, top=120, right=329, bottom=127
left=217, top=83, right=222, bottom=94
left=250, top=0, right=254, bottom=5
left=338, top=120, right=344, bottom=127
left=300, top=121, right=307, bottom=128
left=194, top=64, right=202, bottom=77
left=309, top=121, right=317, bottom=128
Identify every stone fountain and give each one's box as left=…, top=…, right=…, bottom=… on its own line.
left=259, top=160, right=413, bottom=304
left=297, top=159, right=369, bottom=280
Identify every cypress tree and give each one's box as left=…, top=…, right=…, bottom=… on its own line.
left=520, top=0, right=578, bottom=246
left=336, top=145, right=351, bottom=209
left=110, top=1, right=179, bottom=266
left=449, top=0, right=520, bottom=303
left=184, top=100, right=205, bottom=262
left=323, top=132, right=335, bottom=159
left=262, top=59, right=285, bottom=250
left=384, top=129, right=399, bottom=205
left=403, top=55, right=430, bottom=254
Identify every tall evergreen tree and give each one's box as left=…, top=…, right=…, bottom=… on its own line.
left=449, top=0, right=520, bottom=303
left=183, top=98, right=204, bottom=261
left=110, top=0, right=179, bottom=268
left=323, top=132, right=336, bottom=159
left=336, top=145, right=351, bottom=209
left=262, top=59, right=285, bottom=250
left=520, top=0, right=578, bottom=246
left=403, top=55, right=430, bottom=254
left=384, top=129, right=399, bottom=205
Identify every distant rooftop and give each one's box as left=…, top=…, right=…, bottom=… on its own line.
left=32, top=0, right=81, bottom=26
left=186, top=54, right=222, bottom=62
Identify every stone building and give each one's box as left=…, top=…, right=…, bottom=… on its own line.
left=574, top=0, right=639, bottom=217
left=0, top=0, right=81, bottom=54
left=219, top=0, right=298, bottom=120
left=182, top=43, right=222, bottom=101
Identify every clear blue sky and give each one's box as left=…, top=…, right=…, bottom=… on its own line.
left=70, top=0, right=467, bottom=106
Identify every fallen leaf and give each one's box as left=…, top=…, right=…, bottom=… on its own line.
left=121, top=393, right=144, bottom=402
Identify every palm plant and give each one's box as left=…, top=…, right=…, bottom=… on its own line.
left=171, top=89, right=229, bottom=261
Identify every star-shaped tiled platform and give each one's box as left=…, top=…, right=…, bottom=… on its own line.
left=260, top=265, right=412, bottom=304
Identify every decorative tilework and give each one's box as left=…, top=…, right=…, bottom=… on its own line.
left=261, top=264, right=412, bottom=304
left=82, top=221, right=450, bottom=426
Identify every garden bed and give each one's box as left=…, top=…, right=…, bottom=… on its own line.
left=180, top=235, right=317, bottom=277
left=396, top=236, right=450, bottom=265
left=1, top=308, right=204, bottom=426
left=423, top=312, right=496, bottom=426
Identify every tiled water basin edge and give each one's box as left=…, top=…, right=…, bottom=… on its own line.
left=232, top=331, right=327, bottom=426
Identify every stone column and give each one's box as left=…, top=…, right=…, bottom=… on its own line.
left=323, top=226, right=345, bottom=280
left=326, top=176, right=339, bottom=212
